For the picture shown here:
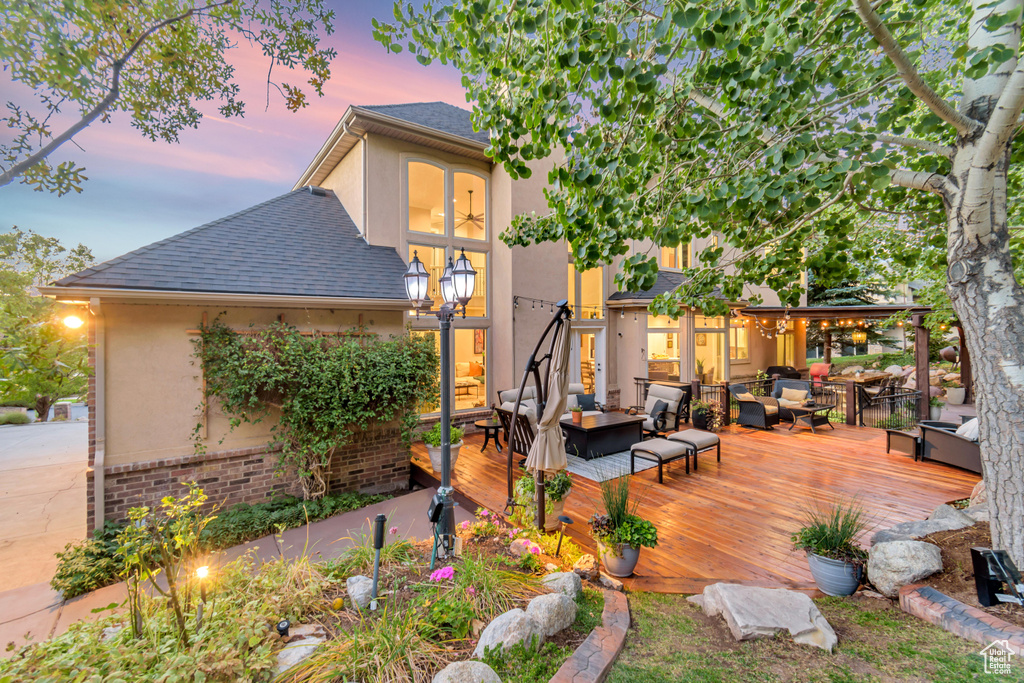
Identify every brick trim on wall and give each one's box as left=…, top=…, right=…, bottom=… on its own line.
left=88, top=422, right=411, bottom=527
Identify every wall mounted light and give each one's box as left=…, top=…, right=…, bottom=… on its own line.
left=63, top=315, right=84, bottom=329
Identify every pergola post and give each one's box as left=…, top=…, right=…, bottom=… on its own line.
left=912, top=314, right=929, bottom=421
left=956, top=324, right=973, bottom=403
left=824, top=330, right=832, bottom=364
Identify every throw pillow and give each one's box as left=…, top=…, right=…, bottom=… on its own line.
left=956, top=418, right=979, bottom=442
left=650, top=399, right=669, bottom=418
left=577, top=393, right=598, bottom=411
left=780, top=387, right=809, bottom=402
left=735, top=391, right=756, bottom=402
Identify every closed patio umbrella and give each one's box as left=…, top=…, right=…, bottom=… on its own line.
left=525, top=316, right=572, bottom=475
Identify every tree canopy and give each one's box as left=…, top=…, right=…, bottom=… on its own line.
left=0, top=0, right=337, bottom=194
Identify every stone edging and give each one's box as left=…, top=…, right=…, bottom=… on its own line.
left=899, top=584, right=1024, bottom=655
left=549, top=589, right=630, bottom=683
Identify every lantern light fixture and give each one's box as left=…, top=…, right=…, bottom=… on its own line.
left=63, top=315, right=84, bottom=329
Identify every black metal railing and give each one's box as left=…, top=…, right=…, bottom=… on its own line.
left=813, top=380, right=848, bottom=424
left=858, top=389, right=922, bottom=430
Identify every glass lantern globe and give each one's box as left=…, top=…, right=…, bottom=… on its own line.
left=451, top=249, right=477, bottom=306
left=404, top=251, right=430, bottom=308
left=439, top=257, right=456, bottom=306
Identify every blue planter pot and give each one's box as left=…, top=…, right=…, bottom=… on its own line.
left=806, top=552, right=862, bottom=596
left=600, top=543, right=641, bottom=577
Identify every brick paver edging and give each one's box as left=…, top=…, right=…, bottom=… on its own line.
left=899, top=584, right=1024, bottom=655
left=549, top=589, right=630, bottom=683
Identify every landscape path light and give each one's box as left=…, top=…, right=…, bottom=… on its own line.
left=402, top=248, right=477, bottom=558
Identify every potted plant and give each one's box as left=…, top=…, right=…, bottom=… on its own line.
left=945, top=380, right=966, bottom=405
left=589, top=475, right=657, bottom=577
left=513, top=470, right=573, bottom=531
left=695, top=359, right=706, bottom=384
left=422, top=423, right=465, bottom=474
left=569, top=405, right=583, bottom=424
left=929, top=395, right=943, bottom=420
left=791, top=497, right=868, bottom=596
left=690, top=398, right=723, bottom=432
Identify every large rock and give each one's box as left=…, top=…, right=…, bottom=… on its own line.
left=867, top=541, right=943, bottom=598
left=884, top=365, right=904, bottom=375
left=526, top=593, right=577, bottom=637
left=347, top=575, right=374, bottom=610
left=687, top=583, right=837, bottom=652
left=943, top=373, right=961, bottom=383
left=276, top=624, right=327, bottom=675
left=432, top=661, right=502, bottom=683
left=963, top=504, right=990, bottom=522
left=473, top=608, right=544, bottom=658
left=573, top=554, right=599, bottom=581
left=542, top=571, right=582, bottom=599
left=929, top=504, right=976, bottom=528
left=841, top=366, right=865, bottom=376
left=970, top=480, right=987, bottom=507
left=871, top=512, right=974, bottom=545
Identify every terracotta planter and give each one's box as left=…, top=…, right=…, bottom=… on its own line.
left=571, top=411, right=583, bottom=424
left=599, top=543, right=641, bottom=577
left=946, top=387, right=966, bottom=405
left=426, top=441, right=462, bottom=474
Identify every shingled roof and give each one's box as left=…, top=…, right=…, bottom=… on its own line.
left=358, top=102, right=489, bottom=144
left=54, top=187, right=410, bottom=300
left=607, top=271, right=729, bottom=303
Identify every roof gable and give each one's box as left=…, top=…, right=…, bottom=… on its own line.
left=358, top=102, right=489, bottom=144
left=55, top=188, right=410, bottom=301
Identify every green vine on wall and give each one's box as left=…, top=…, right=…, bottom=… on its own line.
left=192, top=318, right=439, bottom=500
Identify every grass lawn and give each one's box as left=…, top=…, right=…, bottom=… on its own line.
left=609, top=592, right=1020, bottom=682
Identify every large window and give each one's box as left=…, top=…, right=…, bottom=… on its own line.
left=695, top=313, right=726, bottom=383
left=408, top=162, right=445, bottom=235
left=568, top=244, right=604, bottom=320
left=660, top=244, right=690, bottom=270
left=453, top=172, right=487, bottom=241
left=413, top=328, right=488, bottom=413
left=463, top=249, right=487, bottom=317
left=777, top=331, right=796, bottom=367
left=409, top=245, right=446, bottom=303
left=730, top=317, right=749, bottom=361
left=647, top=314, right=680, bottom=381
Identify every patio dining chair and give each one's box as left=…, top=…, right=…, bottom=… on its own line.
left=496, top=406, right=536, bottom=469
left=728, top=383, right=781, bottom=430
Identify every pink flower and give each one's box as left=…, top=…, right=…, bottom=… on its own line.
left=529, top=546, right=540, bottom=555
left=430, top=566, right=455, bottom=582
left=479, top=509, right=490, bottom=518
left=459, top=521, right=471, bottom=531
left=507, top=530, right=515, bottom=539
left=467, top=586, right=476, bottom=596
left=389, top=526, right=399, bottom=535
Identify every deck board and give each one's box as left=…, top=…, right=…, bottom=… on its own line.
left=411, top=422, right=979, bottom=592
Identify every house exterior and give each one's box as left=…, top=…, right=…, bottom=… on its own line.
left=44, top=101, right=805, bottom=529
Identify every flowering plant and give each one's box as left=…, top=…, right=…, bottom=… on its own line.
left=690, top=398, right=724, bottom=432
left=429, top=565, right=455, bottom=582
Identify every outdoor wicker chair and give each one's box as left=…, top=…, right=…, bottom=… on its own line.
left=772, top=379, right=813, bottom=422
left=728, top=383, right=781, bottom=430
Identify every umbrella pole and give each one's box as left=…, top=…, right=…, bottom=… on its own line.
left=536, top=470, right=546, bottom=531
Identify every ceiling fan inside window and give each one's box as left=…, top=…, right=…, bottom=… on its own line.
left=454, top=189, right=485, bottom=231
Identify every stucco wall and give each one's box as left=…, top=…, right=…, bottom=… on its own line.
left=100, top=304, right=404, bottom=468
left=321, top=138, right=365, bottom=234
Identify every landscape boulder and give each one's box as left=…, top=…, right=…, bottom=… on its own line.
left=526, top=593, right=578, bottom=637
left=598, top=573, right=624, bottom=591
left=841, top=365, right=865, bottom=376
left=688, top=583, right=837, bottom=652
left=276, top=624, right=327, bottom=675
left=929, top=504, right=976, bottom=528
left=867, top=541, right=943, bottom=598
left=542, top=571, right=582, bottom=599
left=346, top=575, right=374, bottom=610
left=970, top=480, right=987, bottom=507
left=473, top=608, right=544, bottom=658
left=432, top=661, right=502, bottom=683
left=943, top=373, right=961, bottom=383
left=963, top=504, right=989, bottom=522
left=573, top=554, right=599, bottom=580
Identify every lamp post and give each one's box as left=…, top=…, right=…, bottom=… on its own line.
left=404, top=248, right=477, bottom=557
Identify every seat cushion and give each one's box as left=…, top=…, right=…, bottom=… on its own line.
left=668, top=429, right=720, bottom=450
left=645, top=384, right=684, bottom=418
left=781, top=387, right=809, bottom=402
left=631, top=438, right=688, bottom=458
left=499, top=386, right=536, bottom=404
left=956, top=418, right=979, bottom=441
left=735, top=392, right=756, bottom=402
left=763, top=404, right=779, bottom=415
left=500, top=401, right=537, bottom=426
left=778, top=398, right=802, bottom=409
left=567, top=382, right=586, bottom=395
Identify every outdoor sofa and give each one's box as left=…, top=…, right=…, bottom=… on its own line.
left=920, top=419, right=982, bottom=474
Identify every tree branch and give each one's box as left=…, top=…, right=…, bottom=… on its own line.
left=890, top=168, right=952, bottom=195
left=876, top=133, right=955, bottom=157
left=852, top=0, right=984, bottom=136
left=974, top=62, right=1024, bottom=169
left=0, top=0, right=235, bottom=190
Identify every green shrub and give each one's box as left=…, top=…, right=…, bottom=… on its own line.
left=423, top=594, right=476, bottom=640
left=0, top=412, right=31, bottom=425
left=421, top=421, right=464, bottom=446
left=321, top=531, right=417, bottom=579
left=50, top=522, right=125, bottom=598
left=875, top=413, right=916, bottom=431
left=481, top=637, right=572, bottom=683
left=791, top=497, right=868, bottom=565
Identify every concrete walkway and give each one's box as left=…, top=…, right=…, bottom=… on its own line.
left=0, top=422, right=87, bottom=593
left=0, top=487, right=471, bottom=655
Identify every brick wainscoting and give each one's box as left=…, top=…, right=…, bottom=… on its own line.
left=88, top=422, right=411, bottom=527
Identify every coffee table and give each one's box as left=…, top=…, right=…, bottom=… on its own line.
left=788, top=403, right=836, bottom=434
left=560, top=412, right=646, bottom=461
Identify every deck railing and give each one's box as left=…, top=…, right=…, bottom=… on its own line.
left=632, top=375, right=925, bottom=431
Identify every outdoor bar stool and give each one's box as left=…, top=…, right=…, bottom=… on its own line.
left=668, top=429, right=721, bottom=471
left=630, top=438, right=692, bottom=483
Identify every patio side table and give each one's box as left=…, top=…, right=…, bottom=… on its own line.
left=474, top=419, right=502, bottom=453
left=885, top=429, right=921, bottom=460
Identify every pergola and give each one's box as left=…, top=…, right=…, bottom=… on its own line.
left=737, top=304, right=970, bottom=420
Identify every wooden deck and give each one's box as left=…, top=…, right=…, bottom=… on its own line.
left=411, top=422, right=980, bottom=593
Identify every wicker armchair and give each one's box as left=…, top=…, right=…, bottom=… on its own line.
left=728, top=384, right=781, bottom=430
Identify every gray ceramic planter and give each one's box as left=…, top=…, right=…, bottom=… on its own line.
left=600, top=543, right=641, bottom=577
left=807, top=552, right=862, bottom=596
